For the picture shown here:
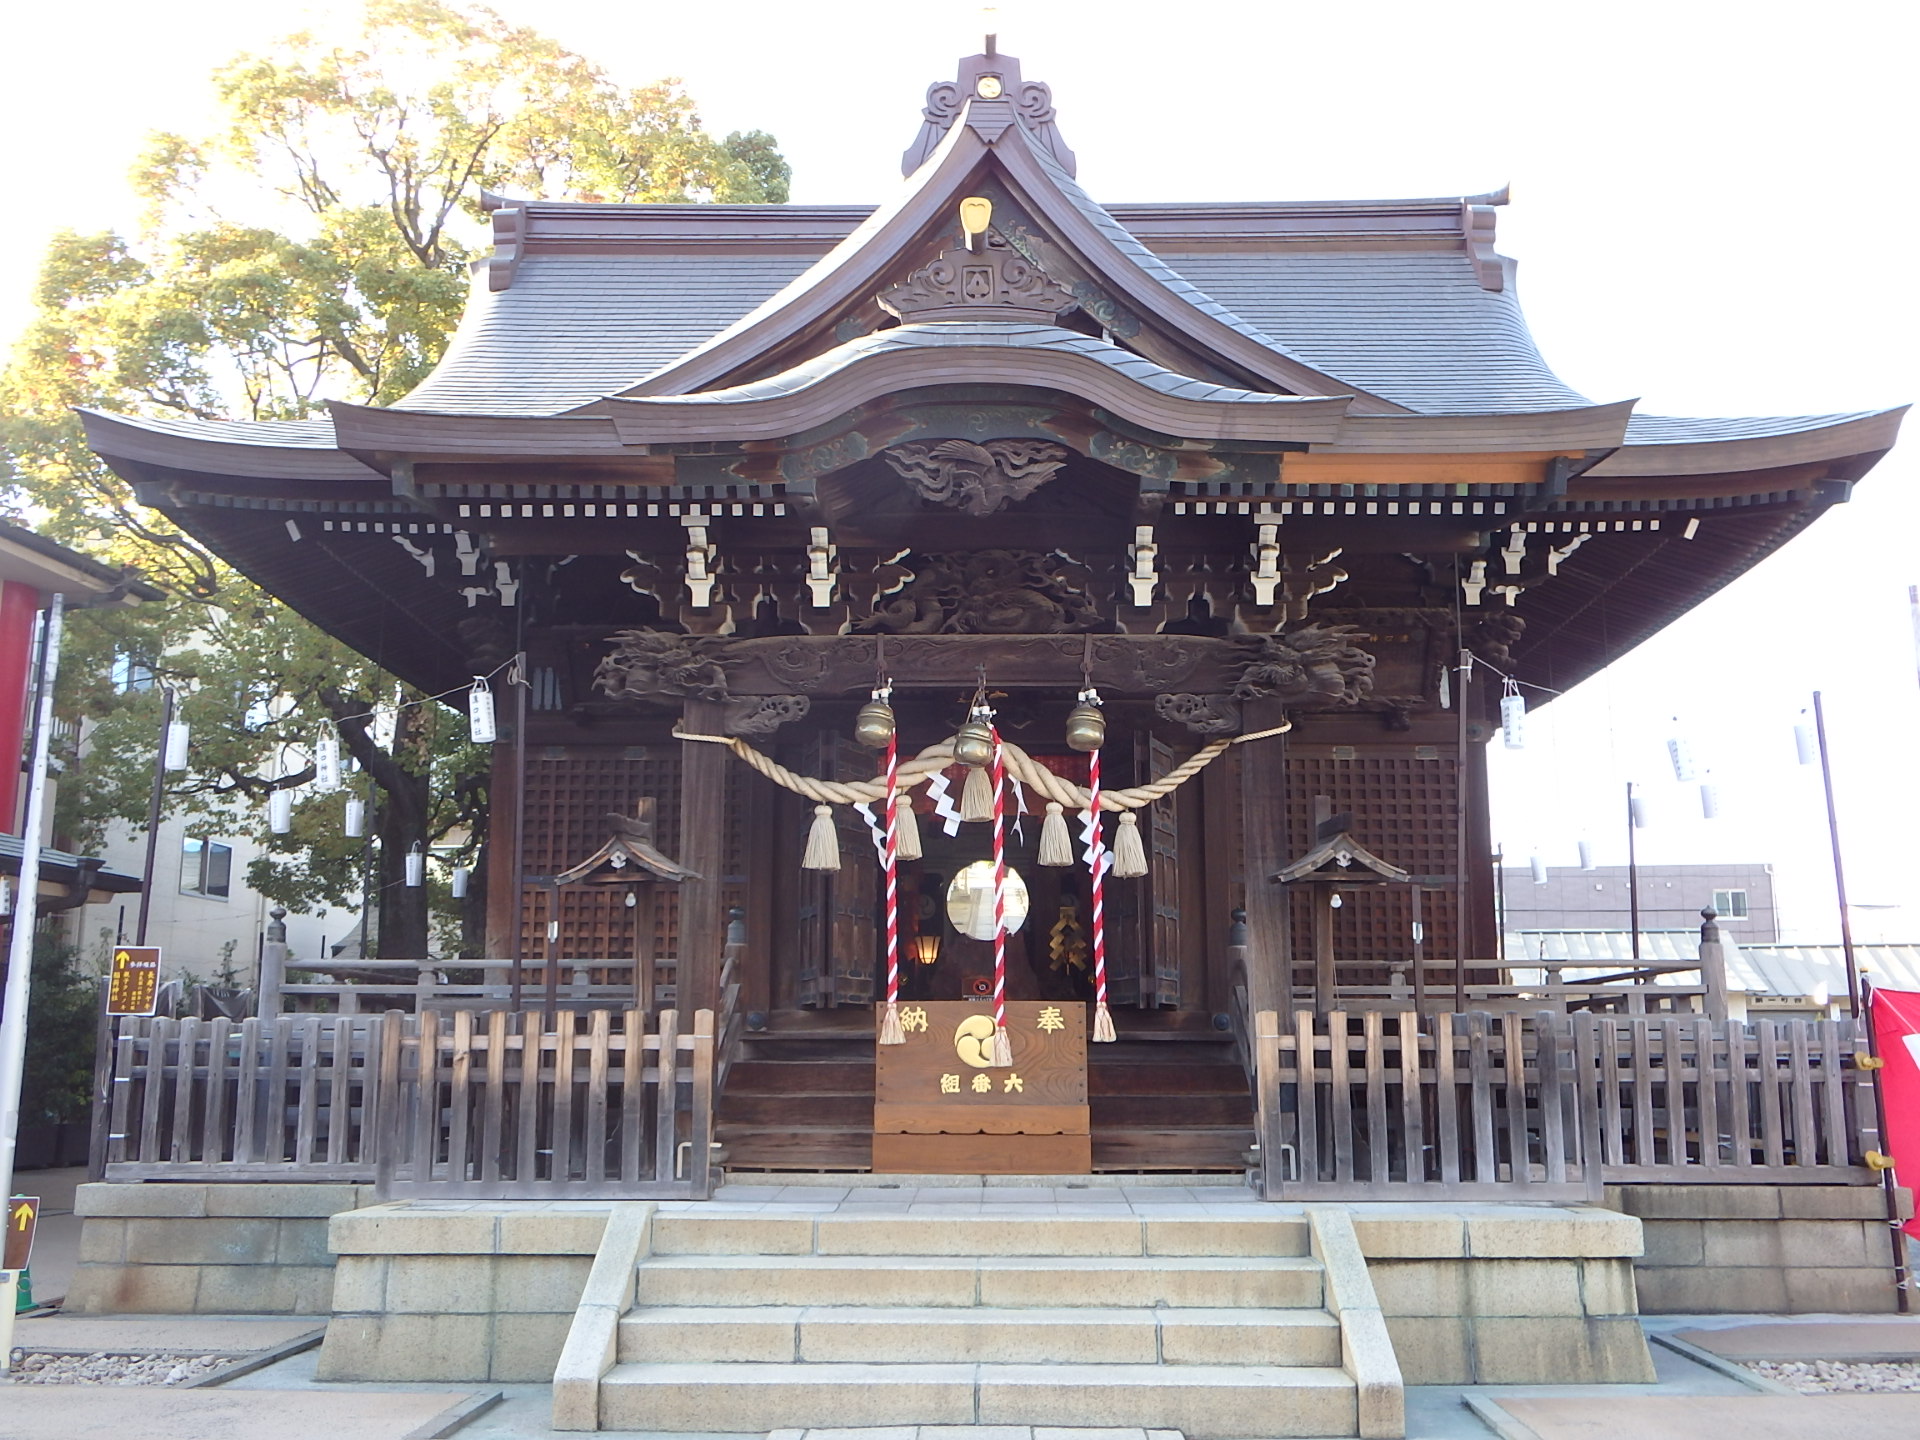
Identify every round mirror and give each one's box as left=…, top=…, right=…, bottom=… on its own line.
left=945, top=860, right=1030, bottom=941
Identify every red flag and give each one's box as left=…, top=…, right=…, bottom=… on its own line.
left=1868, top=985, right=1920, bottom=1241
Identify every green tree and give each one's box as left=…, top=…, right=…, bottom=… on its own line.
left=2, top=1, right=788, bottom=956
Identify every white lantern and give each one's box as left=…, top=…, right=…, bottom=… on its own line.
left=314, top=735, right=341, bottom=792
left=344, top=796, right=365, bottom=838
left=1794, top=723, right=1817, bottom=766
left=1578, top=839, right=1596, bottom=871
left=450, top=865, right=469, bottom=899
left=1529, top=853, right=1548, bottom=885
left=267, top=789, right=293, bottom=834
left=1500, top=685, right=1525, bottom=749
left=1667, top=733, right=1696, bottom=782
left=1700, top=782, right=1721, bottom=820
left=163, top=719, right=191, bottom=772
left=468, top=676, right=497, bottom=745
left=1629, top=794, right=1649, bottom=829
left=405, top=843, right=425, bottom=888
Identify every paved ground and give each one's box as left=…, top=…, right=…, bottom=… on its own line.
left=1485, top=1394, right=1920, bottom=1439
left=1673, top=1317, right=1920, bottom=1361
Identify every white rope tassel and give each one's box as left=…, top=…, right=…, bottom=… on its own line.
left=802, top=804, right=841, bottom=871
left=1038, top=801, right=1074, bottom=866
left=991, top=1025, right=1014, bottom=1066
left=1113, top=812, right=1149, bottom=878
left=960, top=763, right=994, bottom=823
left=1093, top=1001, right=1117, bottom=1043
left=893, top=795, right=923, bottom=862
left=879, top=999, right=905, bottom=1045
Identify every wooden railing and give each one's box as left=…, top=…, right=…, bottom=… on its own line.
left=101, top=1007, right=721, bottom=1199
left=276, top=958, right=677, bottom=1014
left=1247, top=1009, right=1878, bottom=1200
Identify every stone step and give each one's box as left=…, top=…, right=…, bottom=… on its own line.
left=618, top=1304, right=1343, bottom=1366
left=633, top=1254, right=1325, bottom=1310
left=649, top=1211, right=1311, bottom=1258
left=598, top=1360, right=1357, bottom=1438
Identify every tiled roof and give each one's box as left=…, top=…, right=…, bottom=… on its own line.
left=395, top=252, right=822, bottom=415
left=1160, top=252, right=1589, bottom=416
left=1622, top=412, right=1895, bottom=443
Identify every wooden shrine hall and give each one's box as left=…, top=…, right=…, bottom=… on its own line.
left=83, top=43, right=1904, bottom=1180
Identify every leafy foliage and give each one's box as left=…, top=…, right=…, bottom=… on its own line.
left=0, top=1, right=787, bottom=955
left=20, top=934, right=98, bottom=1125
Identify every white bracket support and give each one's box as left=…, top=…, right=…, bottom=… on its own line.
left=1250, top=521, right=1282, bottom=605
left=493, top=561, right=519, bottom=607
left=454, top=531, right=483, bottom=576
left=1127, top=525, right=1159, bottom=606
left=1461, top=559, right=1487, bottom=606
left=1500, top=529, right=1527, bottom=575
left=392, top=535, right=435, bottom=577
left=1490, top=584, right=1524, bottom=606
left=1547, top=533, right=1591, bottom=575
left=805, top=526, right=838, bottom=607
left=682, top=512, right=717, bottom=608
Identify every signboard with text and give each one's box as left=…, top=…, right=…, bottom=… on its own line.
left=873, top=1000, right=1090, bottom=1173
left=106, top=947, right=162, bottom=1017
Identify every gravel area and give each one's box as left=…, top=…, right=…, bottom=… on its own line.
left=11, top=1351, right=230, bottom=1386
left=1748, top=1359, right=1920, bottom=1393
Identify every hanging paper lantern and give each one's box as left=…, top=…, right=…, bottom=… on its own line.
left=1530, top=853, right=1549, bottom=885
left=163, top=719, right=191, bottom=772
left=1500, top=681, right=1525, bottom=749
left=1667, top=729, right=1697, bottom=782
left=1578, top=839, right=1596, bottom=871
left=1794, top=722, right=1817, bottom=766
left=405, top=843, right=425, bottom=888
left=344, top=796, right=365, bottom=838
left=267, top=789, right=293, bottom=834
left=314, top=735, right=341, bottom=792
left=1629, top=793, right=1649, bottom=829
left=451, top=865, right=469, bottom=899
left=468, top=676, right=497, bottom=745
left=1700, top=781, right=1721, bottom=820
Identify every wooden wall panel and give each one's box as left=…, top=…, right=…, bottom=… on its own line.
left=1284, top=745, right=1461, bottom=989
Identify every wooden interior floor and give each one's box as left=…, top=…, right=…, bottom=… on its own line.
left=716, top=1016, right=1254, bottom=1173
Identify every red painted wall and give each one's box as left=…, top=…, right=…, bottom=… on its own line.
left=0, top=580, right=42, bottom=833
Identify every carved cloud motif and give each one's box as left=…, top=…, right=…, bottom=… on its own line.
left=883, top=439, right=1070, bottom=516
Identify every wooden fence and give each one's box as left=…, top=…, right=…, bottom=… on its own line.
left=1247, top=1009, right=1880, bottom=1200
left=102, top=1007, right=720, bottom=1199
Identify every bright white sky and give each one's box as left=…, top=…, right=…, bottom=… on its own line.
left=3, top=0, right=1916, bottom=942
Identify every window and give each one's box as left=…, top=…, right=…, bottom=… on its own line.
left=1712, top=888, right=1749, bottom=919
left=181, top=838, right=233, bottom=899
left=110, top=653, right=157, bottom=693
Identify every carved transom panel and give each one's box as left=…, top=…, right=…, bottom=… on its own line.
left=882, top=438, right=1071, bottom=515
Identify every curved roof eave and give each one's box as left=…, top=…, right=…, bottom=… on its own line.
left=618, top=103, right=1407, bottom=412
left=77, top=408, right=377, bottom=482
left=1585, top=407, right=1908, bottom=477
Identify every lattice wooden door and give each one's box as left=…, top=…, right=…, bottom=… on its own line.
left=796, top=735, right=878, bottom=1008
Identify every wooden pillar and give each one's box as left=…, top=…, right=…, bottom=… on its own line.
left=483, top=739, right=520, bottom=959
left=1311, top=888, right=1336, bottom=1015
left=1237, top=698, right=1291, bottom=1017
left=676, top=700, right=728, bottom=1022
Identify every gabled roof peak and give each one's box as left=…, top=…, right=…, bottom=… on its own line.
left=903, top=40, right=1076, bottom=178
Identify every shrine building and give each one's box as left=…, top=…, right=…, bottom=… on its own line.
left=67, top=42, right=1914, bottom=1430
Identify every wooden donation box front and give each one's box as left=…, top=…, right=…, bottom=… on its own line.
left=873, top=1001, right=1091, bottom=1173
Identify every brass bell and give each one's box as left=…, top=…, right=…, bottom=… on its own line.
left=1065, top=697, right=1106, bottom=753
left=953, top=714, right=995, bottom=768
left=854, top=695, right=896, bottom=749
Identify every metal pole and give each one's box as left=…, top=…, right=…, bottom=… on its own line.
left=135, top=685, right=174, bottom=946
left=0, top=593, right=67, bottom=1355
left=1454, top=645, right=1469, bottom=1014
left=1813, top=691, right=1861, bottom=1019
left=1626, top=782, right=1642, bottom=963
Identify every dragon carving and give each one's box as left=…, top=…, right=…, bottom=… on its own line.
left=882, top=439, right=1070, bottom=516
left=1231, top=623, right=1376, bottom=707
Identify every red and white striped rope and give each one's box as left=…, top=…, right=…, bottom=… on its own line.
left=883, top=727, right=900, bottom=1008
left=1089, top=744, right=1109, bottom=1011
left=990, top=727, right=1008, bottom=1039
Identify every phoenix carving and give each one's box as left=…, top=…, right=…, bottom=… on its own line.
left=882, top=439, right=1070, bottom=516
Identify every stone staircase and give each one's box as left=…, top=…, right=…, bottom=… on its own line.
left=589, top=1208, right=1392, bottom=1438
